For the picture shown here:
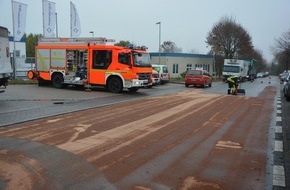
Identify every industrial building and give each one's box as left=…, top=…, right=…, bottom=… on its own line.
left=150, top=52, right=214, bottom=78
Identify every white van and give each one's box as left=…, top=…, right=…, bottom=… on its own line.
left=152, top=64, right=170, bottom=84
left=151, top=69, right=160, bottom=85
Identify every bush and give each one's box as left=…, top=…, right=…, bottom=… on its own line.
left=180, top=71, right=187, bottom=78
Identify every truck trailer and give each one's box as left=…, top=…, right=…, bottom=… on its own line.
left=0, top=26, right=13, bottom=93
left=28, top=37, right=152, bottom=93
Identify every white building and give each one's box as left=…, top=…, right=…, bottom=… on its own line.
left=150, top=52, right=214, bottom=78
left=9, top=36, right=26, bottom=58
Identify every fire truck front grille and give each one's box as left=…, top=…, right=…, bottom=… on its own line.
left=138, top=73, right=151, bottom=80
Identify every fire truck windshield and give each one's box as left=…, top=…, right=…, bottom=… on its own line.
left=133, top=52, right=151, bottom=67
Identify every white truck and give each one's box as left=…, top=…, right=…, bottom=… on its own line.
left=222, top=59, right=256, bottom=82
left=0, top=26, right=13, bottom=93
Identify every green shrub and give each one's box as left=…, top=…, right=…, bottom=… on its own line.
left=180, top=71, right=187, bottom=78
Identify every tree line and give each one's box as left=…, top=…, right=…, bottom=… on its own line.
left=272, top=29, right=290, bottom=73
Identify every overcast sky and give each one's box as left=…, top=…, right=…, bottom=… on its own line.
left=1, top=0, right=289, bottom=62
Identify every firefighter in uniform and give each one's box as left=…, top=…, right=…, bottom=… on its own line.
left=227, top=75, right=239, bottom=95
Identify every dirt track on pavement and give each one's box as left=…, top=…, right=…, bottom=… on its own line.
left=0, top=86, right=276, bottom=190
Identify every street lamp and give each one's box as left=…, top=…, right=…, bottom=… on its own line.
left=89, top=31, right=94, bottom=37
left=213, top=52, right=216, bottom=80
left=156, top=22, right=161, bottom=65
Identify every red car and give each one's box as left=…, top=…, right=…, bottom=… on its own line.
left=185, top=69, right=212, bottom=88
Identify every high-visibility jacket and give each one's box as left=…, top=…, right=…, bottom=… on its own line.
left=227, top=76, right=239, bottom=84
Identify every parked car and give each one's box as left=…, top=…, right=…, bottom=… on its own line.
left=263, top=71, right=269, bottom=77
left=280, top=71, right=290, bottom=84
left=185, top=69, right=212, bottom=88
left=257, top=72, right=264, bottom=78
left=152, top=64, right=170, bottom=84
left=283, top=73, right=290, bottom=101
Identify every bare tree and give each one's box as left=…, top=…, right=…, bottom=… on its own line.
left=251, top=48, right=267, bottom=72
left=272, top=29, right=290, bottom=56
left=161, top=41, right=182, bottom=53
left=272, top=29, right=290, bottom=71
left=206, top=16, right=254, bottom=59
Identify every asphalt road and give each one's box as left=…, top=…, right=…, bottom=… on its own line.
left=0, top=83, right=186, bottom=127
left=0, top=77, right=282, bottom=190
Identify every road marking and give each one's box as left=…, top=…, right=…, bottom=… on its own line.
left=276, top=116, right=282, bottom=122
left=273, top=165, right=285, bottom=187
left=272, top=95, right=286, bottom=188
left=215, top=140, right=242, bottom=149
left=274, top=140, right=283, bottom=152
left=275, top=126, right=282, bottom=133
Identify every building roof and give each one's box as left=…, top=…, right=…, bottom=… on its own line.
left=150, top=52, right=213, bottom=59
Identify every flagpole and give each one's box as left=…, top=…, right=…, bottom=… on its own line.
left=42, top=0, right=45, bottom=36
left=70, top=1, right=72, bottom=38
left=55, top=12, right=58, bottom=37
left=11, top=0, right=16, bottom=80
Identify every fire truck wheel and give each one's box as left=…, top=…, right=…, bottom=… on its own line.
left=107, top=77, right=123, bottom=93
left=52, top=74, right=64, bottom=89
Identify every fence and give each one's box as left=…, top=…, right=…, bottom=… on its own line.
left=11, top=57, right=35, bottom=79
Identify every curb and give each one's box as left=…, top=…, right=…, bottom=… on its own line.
left=273, top=95, right=286, bottom=188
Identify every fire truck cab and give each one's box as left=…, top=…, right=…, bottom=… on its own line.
left=28, top=37, right=152, bottom=93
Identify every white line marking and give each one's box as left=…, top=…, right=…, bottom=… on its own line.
left=275, top=126, right=283, bottom=133
left=273, top=165, right=285, bottom=187
left=274, top=141, right=283, bottom=152
left=276, top=116, right=282, bottom=122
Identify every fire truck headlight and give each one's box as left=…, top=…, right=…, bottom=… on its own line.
left=133, top=80, right=140, bottom=85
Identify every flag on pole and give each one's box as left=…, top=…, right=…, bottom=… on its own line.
left=12, top=1, right=27, bottom=41
left=42, top=0, right=56, bottom=37
left=70, top=1, right=81, bottom=37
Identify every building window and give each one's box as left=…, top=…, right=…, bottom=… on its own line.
left=186, top=64, right=192, bottom=71
left=173, top=64, right=179, bottom=74
left=15, top=50, right=20, bottom=57
left=195, top=64, right=202, bottom=69
left=203, top=64, right=209, bottom=72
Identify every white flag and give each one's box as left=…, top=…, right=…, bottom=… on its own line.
left=70, top=1, right=81, bottom=37
left=42, top=0, right=56, bottom=37
left=12, top=1, right=27, bottom=41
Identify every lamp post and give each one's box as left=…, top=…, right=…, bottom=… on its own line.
left=213, top=52, right=216, bottom=80
left=89, top=31, right=94, bottom=37
left=156, top=22, right=161, bottom=65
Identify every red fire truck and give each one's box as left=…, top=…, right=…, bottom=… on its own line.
left=28, top=37, right=152, bottom=93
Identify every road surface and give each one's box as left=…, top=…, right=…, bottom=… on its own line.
left=0, top=81, right=277, bottom=189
